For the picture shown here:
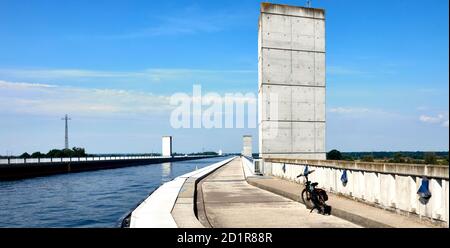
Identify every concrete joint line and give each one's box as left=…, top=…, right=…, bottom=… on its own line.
left=261, top=46, right=325, bottom=54
left=261, top=11, right=325, bottom=20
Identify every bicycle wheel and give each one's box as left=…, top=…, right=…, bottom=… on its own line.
left=301, top=188, right=314, bottom=209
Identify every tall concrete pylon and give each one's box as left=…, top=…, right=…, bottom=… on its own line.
left=61, top=114, right=71, bottom=150
left=242, top=135, right=252, bottom=158
left=258, top=3, right=326, bottom=160
left=162, top=136, right=173, bottom=157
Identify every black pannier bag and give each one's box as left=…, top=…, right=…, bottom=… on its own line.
left=315, top=188, right=328, bottom=202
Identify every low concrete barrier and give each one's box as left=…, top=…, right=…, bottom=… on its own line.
left=262, top=158, right=449, bottom=226
left=241, top=156, right=255, bottom=178
left=0, top=155, right=219, bottom=180
left=0, top=155, right=213, bottom=165
left=129, top=156, right=236, bottom=228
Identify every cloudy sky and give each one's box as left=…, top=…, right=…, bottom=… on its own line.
left=0, top=0, right=448, bottom=155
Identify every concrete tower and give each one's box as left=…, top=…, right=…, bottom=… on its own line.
left=242, top=135, right=253, bottom=158
left=258, top=3, right=326, bottom=160
left=162, top=136, right=172, bottom=157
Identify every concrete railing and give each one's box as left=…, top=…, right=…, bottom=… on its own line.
left=262, top=158, right=449, bottom=226
left=0, top=155, right=214, bottom=165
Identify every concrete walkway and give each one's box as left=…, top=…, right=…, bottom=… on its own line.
left=196, top=158, right=360, bottom=228
left=247, top=174, right=438, bottom=228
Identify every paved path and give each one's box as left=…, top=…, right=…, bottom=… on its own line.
left=196, top=158, right=360, bottom=228
left=247, top=174, right=438, bottom=228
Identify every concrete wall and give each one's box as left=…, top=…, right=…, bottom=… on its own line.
left=258, top=3, right=326, bottom=160
left=242, top=135, right=253, bottom=157
left=162, top=136, right=172, bottom=157
left=262, top=158, right=449, bottom=226
left=0, top=155, right=218, bottom=181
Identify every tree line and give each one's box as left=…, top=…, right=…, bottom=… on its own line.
left=326, top=150, right=449, bottom=165
left=3, top=147, right=88, bottom=159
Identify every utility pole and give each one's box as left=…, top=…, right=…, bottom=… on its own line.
left=306, top=0, right=312, bottom=8
left=61, top=114, right=71, bottom=150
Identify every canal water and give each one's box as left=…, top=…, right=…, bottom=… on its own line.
left=0, top=156, right=230, bottom=227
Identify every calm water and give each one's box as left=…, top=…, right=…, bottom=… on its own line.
left=0, top=156, right=229, bottom=227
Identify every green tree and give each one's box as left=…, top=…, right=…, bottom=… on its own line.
left=327, top=149, right=343, bottom=160
left=46, top=148, right=88, bottom=158
left=361, top=155, right=374, bottom=162
left=72, top=147, right=86, bottom=157
left=392, top=153, right=405, bottom=163
left=424, top=152, right=437, bottom=164
left=47, top=149, right=63, bottom=158
left=19, top=152, right=31, bottom=158
left=61, top=149, right=75, bottom=157
left=31, top=152, right=43, bottom=158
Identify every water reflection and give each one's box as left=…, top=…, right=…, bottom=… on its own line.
left=161, top=162, right=172, bottom=182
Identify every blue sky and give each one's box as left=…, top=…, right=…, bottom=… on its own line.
left=0, top=0, right=448, bottom=154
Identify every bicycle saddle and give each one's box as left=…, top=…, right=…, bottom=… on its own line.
left=311, top=182, right=319, bottom=187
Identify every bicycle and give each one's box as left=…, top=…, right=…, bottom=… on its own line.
left=297, top=169, right=331, bottom=215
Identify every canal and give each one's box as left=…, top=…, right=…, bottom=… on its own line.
left=0, top=156, right=229, bottom=227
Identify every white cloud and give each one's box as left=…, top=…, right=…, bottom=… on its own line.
left=107, top=17, right=223, bottom=38
left=328, top=107, right=370, bottom=114
left=419, top=114, right=444, bottom=123
left=416, top=106, right=428, bottom=111
left=328, top=107, right=407, bottom=121
left=0, top=68, right=255, bottom=84
left=74, top=8, right=251, bottom=39
left=0, top=80, right=257, bottom=118
left=0, top=80, right=55, bottom=89
left=443, top=120, right=449, bottom=128
left=419, top=114, right=449, bottom=128
left=0, top=80, right=172, bottom=117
